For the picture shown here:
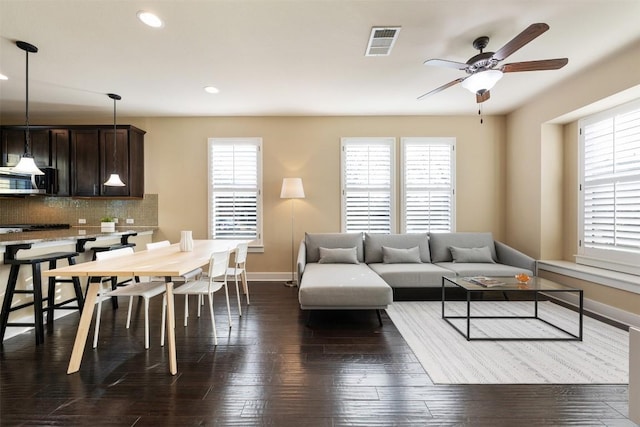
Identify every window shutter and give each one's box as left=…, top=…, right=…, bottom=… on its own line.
left=209, top=140, right=261, bottom=241
left=582, top=105, right=640, bottom=256
left=402, top=138, right=455, bottom=233
left=342, top=139, right=395, bottom=233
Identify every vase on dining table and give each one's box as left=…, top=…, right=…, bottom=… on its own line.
left=179, top=230, right=194, bottom=252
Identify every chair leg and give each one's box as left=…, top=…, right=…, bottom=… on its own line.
left=93, top=285, right=104, bottom=348
left=126, top=296, right=134, bottom=328
left=161, top=295, right=166, bottom=347
left=183, top=295, right=189, bottom=327
left=234, top=276, right=242, bottom=317
left=144, top=298, right=150, bottom=349
left=242, top=271, right=250, bottom=305
left=197, top=295, right=202, bottom=318
left=224, top=283, right=232, bottom=329
left=208, top=292, right=218, bottom=346
left=376, top=309, right=383, bottom=327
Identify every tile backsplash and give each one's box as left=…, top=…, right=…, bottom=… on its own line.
left=0, top=194, right=158, bottom=226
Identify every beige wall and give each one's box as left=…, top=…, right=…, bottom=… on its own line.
left=507, top=39, right=640, bottom=314
left=142, top=115, right=506, bottom=274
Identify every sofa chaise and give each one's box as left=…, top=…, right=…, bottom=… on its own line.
left=297, top=231, right=536, bottom=316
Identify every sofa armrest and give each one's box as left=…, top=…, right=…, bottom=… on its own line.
left=297, top=239, right=307, bottom=284
left=495, top=241, right=537, bottom=274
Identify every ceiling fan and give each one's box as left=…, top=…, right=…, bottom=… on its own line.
left=418, top=23, right=568, bottom=104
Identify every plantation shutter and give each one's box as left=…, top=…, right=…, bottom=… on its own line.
left=402, top=138, right=455, bottom=233
left=341, top=138, right=395, bottom=233
left=581, top=105, right=640, bottom=256
left=208, top=138, right=262, bottom=243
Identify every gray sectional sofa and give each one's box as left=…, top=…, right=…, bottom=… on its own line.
left=297, top=232, right=536, bottom=312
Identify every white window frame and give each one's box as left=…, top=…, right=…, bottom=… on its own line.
left=207, top=137, right=263, bottom=248
left=577, top=99, right=640, bottom=275
left=340, top=137, right=396, bottom=233
left=400, top=137, right=456, bottom=233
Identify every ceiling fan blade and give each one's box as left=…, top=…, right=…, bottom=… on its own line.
left=423, top=58, right=468, bottom=70
left=476, top=91, right=490, bottom=103
left=417, top=78, right=465, bottom=100
left=502, top=58, right=568, bottom=72
left=492, top=23, right=549, bottom=62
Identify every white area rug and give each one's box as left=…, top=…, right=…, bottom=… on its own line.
left=386, top=301, right=629, bottom=384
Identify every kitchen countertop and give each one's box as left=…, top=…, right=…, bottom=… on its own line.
left=0, top=226, right=157, bottom=248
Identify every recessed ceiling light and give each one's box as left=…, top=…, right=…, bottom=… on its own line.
left=137, top=11, right=163, bottom=28
left=0, top=74, right=8, bottom=80
left=204, top=86, right=219, bottom=94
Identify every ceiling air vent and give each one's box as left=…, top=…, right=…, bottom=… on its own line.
left=365, top=26, right=401, bottom=56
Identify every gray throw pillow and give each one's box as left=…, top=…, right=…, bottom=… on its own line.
left=449, top=246, right=496, bottom=263
left=382, top=246, right=422, bottom=264
left=318, top=247, right=359, bottom=264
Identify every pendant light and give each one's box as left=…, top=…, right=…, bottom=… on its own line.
left=12, top=41, right=45, bottom=176
left=103, top=93, right=125, bottom=187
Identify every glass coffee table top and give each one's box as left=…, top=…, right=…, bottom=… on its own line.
left=445, top=276, right=581, bottom=292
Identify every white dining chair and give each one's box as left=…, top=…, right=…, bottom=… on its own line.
left=92, top=247, right=167, bottom=349
left=226, top=241, right=249, bottom=315
left=146, top=240, right=202, bottom=346
left=172, top=250, right=231, bottom=345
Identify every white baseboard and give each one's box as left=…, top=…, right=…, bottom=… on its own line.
left=549, top=292, right=640, bottom=329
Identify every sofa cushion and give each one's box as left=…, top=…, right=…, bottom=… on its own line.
left=435, top=262, right=534, bottom=277
left=298, top=263, right=392, bottom=308
left=429, top=232, right=497, bottom=263
left=382, top=246, right=422, bottom=264
left=449, top=246, right=495, bottom=263
left=305, top=232, right=364, bottom=263
left=318, top=247, right=359, bottom=264
left=368, top=263, right=456, bottom=288
left=364, top=233, right=430, bottom=263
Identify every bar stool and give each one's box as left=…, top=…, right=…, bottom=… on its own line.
left=0, top=244, right=84, bottom=345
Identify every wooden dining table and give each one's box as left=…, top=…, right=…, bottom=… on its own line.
left=43, top=239, right=248, bottom=375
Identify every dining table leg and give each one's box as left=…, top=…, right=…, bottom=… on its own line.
left=165, top=282, right=177, bottom=375
left=67, top=280, right=99, bottom=374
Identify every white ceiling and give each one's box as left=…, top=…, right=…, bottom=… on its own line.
left=1, top=0, right=640, bottom=120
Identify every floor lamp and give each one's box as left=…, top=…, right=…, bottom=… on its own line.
left=281, top=178, right=305, bottom=287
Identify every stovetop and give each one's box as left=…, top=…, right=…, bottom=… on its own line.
left=0, top=224, right=70, bottom=232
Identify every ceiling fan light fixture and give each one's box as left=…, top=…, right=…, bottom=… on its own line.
left=461, top=70, right=503, bottom=94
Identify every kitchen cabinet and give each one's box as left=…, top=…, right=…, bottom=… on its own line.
left=70, top=126, right=144, bottom=198
left=1, top=126, right=71, bottom=195
left=1, top=124, right=145, bottom=198
left=1, top=128, right=52, bottom=167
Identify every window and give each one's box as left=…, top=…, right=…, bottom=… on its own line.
left=208, top=138, right=262, bottom=247
left=578, top=100, right=640, bottom=274
left=341, top=137, right=396, bottom=233
left=401, top=137, right=456, bottom=233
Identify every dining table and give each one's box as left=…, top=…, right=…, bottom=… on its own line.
left=43, top=239, right=249, bottom=375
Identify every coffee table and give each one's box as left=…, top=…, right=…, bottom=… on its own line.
left=442, top=276, right=583, bottom=341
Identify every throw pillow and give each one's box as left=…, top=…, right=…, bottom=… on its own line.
left=318, top=247, right=359, bottom=264
left=382, top=246, right=422, bottom=264
left=449, top=246, right=496, bottom=263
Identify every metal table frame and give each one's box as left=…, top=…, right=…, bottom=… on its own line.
left=441, top=276, right=583, bottom=341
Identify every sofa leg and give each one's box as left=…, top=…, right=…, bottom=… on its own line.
left=305, top=310, right=312, bottom=327
left=376, top=309, right=383, bottom=326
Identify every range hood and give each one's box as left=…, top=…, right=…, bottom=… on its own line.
left=0, top=167, right=46, bottom=195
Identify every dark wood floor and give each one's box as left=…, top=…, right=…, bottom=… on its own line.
left=0, top=283, right=634, bottom=426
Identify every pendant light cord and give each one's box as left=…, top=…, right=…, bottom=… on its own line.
left=112, top=96, right=117, bottom=172
left=24, top=47, right=31, bottom=156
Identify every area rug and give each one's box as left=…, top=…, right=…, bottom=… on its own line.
left=386, top=301, right=628, bottom=384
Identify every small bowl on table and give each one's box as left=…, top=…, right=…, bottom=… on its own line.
left=515, top=273, right=531, bottom=284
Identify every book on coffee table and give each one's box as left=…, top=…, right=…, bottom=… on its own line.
left=465, top=276, right=505, bottom=288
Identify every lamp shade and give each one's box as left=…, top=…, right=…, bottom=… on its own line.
left=104, top=173, right=125, bottom=187
left=12, top=155, right=45, bottom=176
left=461, top=70, right=503, bottom=94
left=280, top=177, right=305, bottom=199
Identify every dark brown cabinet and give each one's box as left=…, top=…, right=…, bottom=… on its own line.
left=1, top=124, right=145, bottom=198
